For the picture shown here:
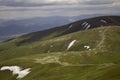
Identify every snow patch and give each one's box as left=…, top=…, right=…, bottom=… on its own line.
left=0, top=66, right=31, bottom=79
left=60, top=25, right=73, bottom=34
left=100, top=20, right=107, bottom=23
left=82, top=22, right=91, bottom=30
left=83, top=23, right=89, bottom=29
left=85, top=24, right=91, bottom=30
left=69, top=25, right=73, bottom=28
left=84, top=45, right=90, bottom=49
left=82, top=22, right=87, bottom=26
left=67, top=40, right=76, bottom=50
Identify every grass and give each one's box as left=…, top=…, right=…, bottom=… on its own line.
left=0, top=26, right=120, bottom=80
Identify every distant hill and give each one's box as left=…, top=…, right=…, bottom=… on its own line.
left=9, top=16, right=120, bottom=45
left=0, top=14, right=117, bottom=41
left=0, top=16, right=71, bottom=41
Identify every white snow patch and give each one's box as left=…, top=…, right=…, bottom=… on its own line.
left=85, top=24, right=91, bottom=30
left=84, top=45, right=90, bottom=49
left=84, top=23, right=89, bottom=27
left=69, top=25, right=73, bottom=28
left=82, top=22, right=87, bottom=26
left=0, top=66, right=31, bottom=79
left=100, top=20, right=107, bottom=23
left=82, top=22, right=91, bottom=30
left=83, top=23, right=89, bottom=29
left=67, top=40, right=76, bottom=50
left=61, top=25, right=73, bottom=34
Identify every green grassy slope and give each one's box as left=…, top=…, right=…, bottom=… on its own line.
left=0, top=26, right=120, bottom=80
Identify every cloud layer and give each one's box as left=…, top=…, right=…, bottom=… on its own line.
left=0, top=0, right=119, bottom=7
left=0, top=0, right=119, bottom=20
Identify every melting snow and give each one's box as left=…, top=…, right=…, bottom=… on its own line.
left=84, top=23, right=89, bottom=27
left=82, top=22, right=91, bottom=30
left=0, top=66, right=31, bottom=79
left=69, top=25, right=73, bottom=28
left=83, top=23, right=89, bottom=29
left=100, top=20, right=107, bottom=23
left=67, top=40, right=76, bottom=50
left=84, top=45, right=90, bottom=49
left=82, top=22, right=87, bottom=26
left=85, top=24, right=91, bottom=30
left=61, top=25, right=73, bottom=34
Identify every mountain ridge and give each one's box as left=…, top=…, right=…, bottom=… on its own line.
left=7, top=16, right=120, bottom=46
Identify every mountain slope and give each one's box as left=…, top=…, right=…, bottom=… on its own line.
left=0, top=15, right=120, bottom=80
left=0, top=26, right=120, bottom=80
left=6, top=16, right=120, bottom=46
left=0, top=14, right=109, bottom=41
left=0, top=16, right=72, bottom=41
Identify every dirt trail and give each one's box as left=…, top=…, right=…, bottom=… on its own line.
left=96, top=27, right=110, bottom=49
left=35, top=56, right=70, bottom=66
left=34, top=55, right=115, bottom=67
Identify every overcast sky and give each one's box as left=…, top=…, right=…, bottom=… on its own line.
left=0, top=0, right=120, bottom=20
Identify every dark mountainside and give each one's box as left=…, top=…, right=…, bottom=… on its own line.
left=11, top=16, right=120, bottom=46
left=0, top=14, right=103, bottom=41
left=0, top=14, right=105, bottom=36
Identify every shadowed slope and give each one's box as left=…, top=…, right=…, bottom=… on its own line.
left=4, top=16, right=120, bottom=46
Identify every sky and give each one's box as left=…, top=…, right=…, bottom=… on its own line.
left=0, top=0, right=120, bottom=20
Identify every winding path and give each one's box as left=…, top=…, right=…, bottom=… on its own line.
left=96, top=27, right=110, bottom=49
left=34, top=55, right=115, bottom=67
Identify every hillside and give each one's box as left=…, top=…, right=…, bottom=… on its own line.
left=0, top=25, right=120, bottom=80
left=4, top=16, right=120, bottom=46
left=0, top=16, right=72, bottom=42
left=0, top=14, right=104, bottom=42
